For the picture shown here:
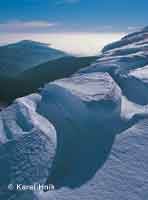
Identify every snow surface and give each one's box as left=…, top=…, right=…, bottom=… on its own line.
left=0, top=95, right=57, bottom=198
left=36, top=72, right=121, bottom=188
left=35, top=119, right=148, bottom=200
left=79, top=27, right=148, bottom=105
left=121, top=96, right=148, bottom=119
left=79, top=26, right=148, bottom=74
left=11, top=119, right=148, bottom=200
left=130, top=65, right=148, bottom=83
left=0, top=72, right=121, bottom=199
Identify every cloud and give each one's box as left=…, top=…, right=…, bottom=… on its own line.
left=127, top=26, right=142, bottom=31
left=103, top=25, right=113, bottom=30
left=0, top=21, right=58, bottom=32
left=0, top=32, right=125, bottom=56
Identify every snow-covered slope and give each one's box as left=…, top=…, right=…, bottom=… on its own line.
left=0, top=26, right=148, bottom=200
left=130, top=65, right=148, bottom=84
left=0, top=72, right=121, bottom=199
left=79, top=26, right=148, bottom=73
left=35, top=118, right=148, bottom=200
left=79, top=26, right=148, bottom=105
left=37, top=73, right=121, bottom=188
left=0, top=40, right=67, bottom=76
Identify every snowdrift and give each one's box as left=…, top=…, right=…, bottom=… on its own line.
left=0, top=95, right=57, bottom=199
left=79, top=26, right=148, bottom=105
left=0, top=72, right=121, bottom=199
left=36, top=119, right=148, bottom=200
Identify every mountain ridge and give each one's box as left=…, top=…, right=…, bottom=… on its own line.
left=0, top=40, right=68, bottom=76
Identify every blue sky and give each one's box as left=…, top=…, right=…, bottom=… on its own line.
left=0, top=0, right=147, bottom=33
left=0, top=0, right=147, bottom=55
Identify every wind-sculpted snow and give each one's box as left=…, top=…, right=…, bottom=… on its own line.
left=0, top=72, right=122, bottom=199
left=79, top=26, right=148, bottom=74
left=130, top=65, right=148, bottom=84
left=113, top=72, right=148, bottom=105
left=79, top=27, right=148, bottom=106
left=35, top=119, right=148, bottom=200
left=37, top=72, right=121, bottom=188
left=0, top=95, right=57, bottom=199
left=102, top=26, right=148, bottom=53
left=121, top=96, right=148, bottom=120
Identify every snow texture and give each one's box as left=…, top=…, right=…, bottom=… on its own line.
left=0, top=72, right=121, bottom=199
left=0, top=94, right=57, bottom=198
left=35, top=119, right=148, bottom=200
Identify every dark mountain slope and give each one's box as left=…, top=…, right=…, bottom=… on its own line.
left=0, top=56, right=97, bottom=102
left=0, top=40, right=67, bottom=76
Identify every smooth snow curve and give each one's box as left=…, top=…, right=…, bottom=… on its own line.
left=36, top=119, right=148, bottom=200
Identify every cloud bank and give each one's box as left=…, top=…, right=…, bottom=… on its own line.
left=0, top=32, right=125, bottom=56
left=0, top=21, right=57, bottom=32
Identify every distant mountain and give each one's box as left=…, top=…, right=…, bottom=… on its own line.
left=0, top=40, right=67, bottom=76
left=0, top=56, right=97, bottom=101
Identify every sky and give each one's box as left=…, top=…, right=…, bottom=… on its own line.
left=0, top=0, right=147, bottom=55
